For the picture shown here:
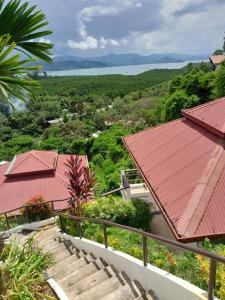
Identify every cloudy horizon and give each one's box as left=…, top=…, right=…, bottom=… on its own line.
left=28, top=0, right=225, bottom=57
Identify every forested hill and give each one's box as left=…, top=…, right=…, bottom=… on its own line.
left=39, top=68, right=185, bottom=98
left=1, top=63, right=225, bottom=193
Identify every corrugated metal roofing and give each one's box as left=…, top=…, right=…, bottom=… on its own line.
left=182, top=97, right=225, bottom=138
left=0, top=151, right=88, bottom=213
left=5, top=150, right=57, bottom=176
left=123, top=98, right=225, bottom=242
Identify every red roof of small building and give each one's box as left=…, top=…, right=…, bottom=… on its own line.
left=123, top=97, right=225, bottom=242
left=0, top=150, right=88, bottom=213
left=209, top=55, right=225, bottom=65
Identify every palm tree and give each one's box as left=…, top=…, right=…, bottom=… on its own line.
left=0, top=0, right=53, bottom=63
left=0, top=35, right=41, bottom=108
left=0, top=0, right=53, bottom=106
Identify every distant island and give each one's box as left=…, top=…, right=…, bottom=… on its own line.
left=42, top=53, right=207, bottom=71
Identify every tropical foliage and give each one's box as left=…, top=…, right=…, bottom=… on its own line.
left=0, top=35, right=40, bottom=108
left=0, top=0, right=52, bottom=105
left=1, top=63, right=225, bottom=193
left=0, top=0, right=52, bottom=62
left=0, top=238, right=55, bottom=299
left=21, top=195, right=52, bottom=221
left=83, top=196, right=151, bottom=230
left=65, top=155, right=95, bottom=215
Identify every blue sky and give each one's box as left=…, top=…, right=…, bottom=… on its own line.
left=30, top=0, right=225, bottom=57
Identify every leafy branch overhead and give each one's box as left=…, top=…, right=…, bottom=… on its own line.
left=0, top=0, right=53, bottom=63
left=65, top=155, right=95, bottom=215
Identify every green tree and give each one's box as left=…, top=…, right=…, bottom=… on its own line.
left=161, top=90, right=199, bottom=121
left=214, top=63, right=225, bottom=97
left=213, top=49, right=224, bottom=55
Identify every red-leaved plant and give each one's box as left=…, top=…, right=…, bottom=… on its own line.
left=65, top=155, right=95, bottom=216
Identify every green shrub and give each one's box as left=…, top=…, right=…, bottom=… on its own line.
left=83, top=196, right=151, bottom=230
left=21, top=195, right=52, bottom=222
left=131, top=198, right=151, bottom=230
left=83, top=196, right=136, bottom=227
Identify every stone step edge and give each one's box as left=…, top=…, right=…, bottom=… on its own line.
left=44, top=271, right=69, bottom=300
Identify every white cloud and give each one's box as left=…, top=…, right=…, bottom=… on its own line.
left=68, top=36, right=98, bottom=50
left=100, top=37, right=120, bottom=49
left=38, top=38, right=51, bottom=44
left=71, top=0, right=141, bottom=51
left=80, top=5, right=119, bottom=21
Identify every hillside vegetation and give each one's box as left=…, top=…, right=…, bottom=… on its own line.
left=0, top=63, right=225, bottom=193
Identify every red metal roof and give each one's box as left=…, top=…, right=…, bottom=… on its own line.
left=5, top=150, right=58, bottom=176
left=0, top=151, right=88, bottom=213
left=123, top=98, right=225, bottom=242
left=209, top=55, right=225, bottom=65
left=182, top=97, right=225, bottom=139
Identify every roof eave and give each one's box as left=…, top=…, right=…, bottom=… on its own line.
left=122, top=136, right=181, bottom=242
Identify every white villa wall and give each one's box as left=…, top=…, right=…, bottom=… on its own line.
left=58, top=232, right=211, bottom=300
left=150, top=213, right=175, bottom=240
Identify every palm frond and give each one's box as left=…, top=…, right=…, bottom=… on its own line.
left=0, top=0, right=53, bottom=63
left=0, top=35, right=41, bottom=108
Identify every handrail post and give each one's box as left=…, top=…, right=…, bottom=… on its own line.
left=4, top=213, right=9, bottom=231
left=59, top=214, right=64, bottom=232
left=142, top=235, right=148, bottom=267
left=51, top=201, right=54, bottom=213
left=0, top=263, right=5, bottom=296
left=25, top=206, right=30, bottom=223
left=208, top=258, right=217, bottom=300
left=77, top=219, right=82, bottom=239
left=103, top=223, right=108, bottom=248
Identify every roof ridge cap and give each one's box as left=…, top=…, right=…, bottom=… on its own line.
left=177, top=141, right=225, bottom=237
left=182, top=97, right=225, bottom=115
left=123, top=118, right=183, bottom=140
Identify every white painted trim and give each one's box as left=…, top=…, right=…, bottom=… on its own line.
left=47, top=277, right=69, bottom=300
left=58, top=232, right=215, bottom=300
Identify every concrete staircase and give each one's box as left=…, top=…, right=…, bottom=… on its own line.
left=35, top=226, right=154, bottom=300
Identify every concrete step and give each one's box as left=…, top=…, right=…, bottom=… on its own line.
left=51, top=247, right=72, bottom=263
left=58, top=260, right=102, bottom=291
left=52, top=257, right=88, bottom=280
left=47, top=243, right=67, bottom=255
left=42, top=239, right=60, bottom=251
left=136, top=294, right=154, bottom=300
left=68, top=266, right=114, bottom=296
left=101, top=284, right=136, bottom=300
left=75, top=276, right=122, bottom=300
left=48, top=252, right=81, bottom=276
left=38, top=236, right=55, bottom=247
left=35, top=226, right=57, bottom=242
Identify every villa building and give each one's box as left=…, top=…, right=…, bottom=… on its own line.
left=0, top=150, right=88, bottom=213
left=123, top=97, right=225, bottom=243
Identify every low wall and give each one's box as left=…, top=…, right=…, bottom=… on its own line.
left=58, top=232, right=209, bottom=300
left=0, top=217, right=57, bottom=235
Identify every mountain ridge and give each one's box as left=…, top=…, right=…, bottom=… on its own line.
left=43, top=53, right=207, bottom=71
